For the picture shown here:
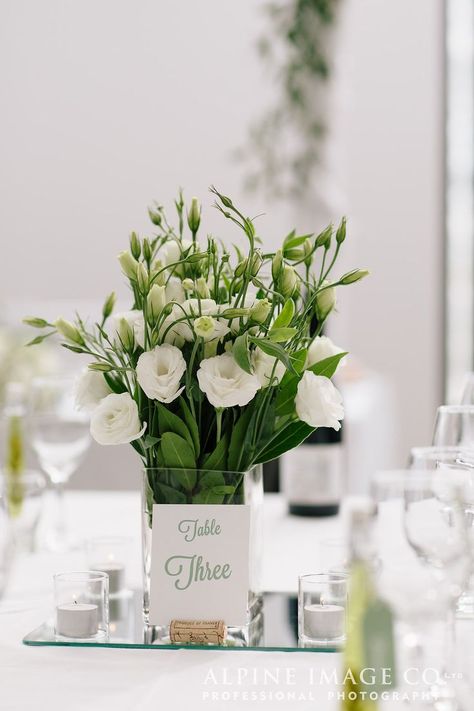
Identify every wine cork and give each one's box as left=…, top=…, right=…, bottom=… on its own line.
left=170, top=619, right=226, bottom=645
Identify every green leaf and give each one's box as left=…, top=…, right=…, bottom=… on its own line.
left=103, top=372, right=127, bottom=394
left=283, top=229, right=296, bottom=247
left=201, top=432, right=229, bottom=471
left=282, top=230, right=312, bottom=251
left=198, top=470, right=225, bottom=489
left=249, top=338, right=297, bottom=375
left=291, top=348, right=308, bottom=374
left=59, top=341, right=85, bottom=353
left=179, top=397, right=200, bottom=458
left=160, top=433, right=196, bottom=490
left=228, top=404, right=256, bottom=471
left=157, top=403, right=195, bottom=453
left=308, top=352, right=348, bottom=379
left=279, top=349, right=307, bottom=389
left=283, top=235, right=307, bottom=253
left=155, top=482, right=187, bottom=504
left=275, top=379, right=298, bottom=416
left=272, top=300, right=295, bottom=329
left=255, top=421, right=314, bottom=464
left=192, top=485, right=235, bottom=504
left=232, top=333, right=253, bottom=374
left=268, top=327, right=297, bottom=343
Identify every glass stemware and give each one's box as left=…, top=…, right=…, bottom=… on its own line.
left=410, top=445, right=470, bottom=470
left=432, top=405, right=474, bottom=456
left=28, top=376, right=90, bottom=551
left=372, top=469, right=471, bottom=709
left=0, top=470, right=46, bottom=553
left=404, top=469, right=471, bottom=709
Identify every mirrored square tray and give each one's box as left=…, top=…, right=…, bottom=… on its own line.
left=23, top=591, right=340, bottom=653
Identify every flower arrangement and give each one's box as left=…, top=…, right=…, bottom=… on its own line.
left=24, top=187, right=367, bottom=503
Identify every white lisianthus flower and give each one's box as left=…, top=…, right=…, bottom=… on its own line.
left=194, top=315, right=230, bottom=343
left=295, top=371, right=344, bottom=430
left=111, top=310, right=145, bottom=349
left=163, top=299, right=218, bottom=343
left=136, top=344, right=186, bottom=403
left=252, top=349, right=285, bottom=388
left=90, top=393, right=146, bottom=445
left=306, top=336, right=346, bottom=370
left=197, top=352, right=261, bottom=408
left=165, top=276, right=185, bottom=304
left=75, top=368, right=112, bottom=412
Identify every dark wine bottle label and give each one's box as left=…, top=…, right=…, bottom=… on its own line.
left=281, top=444, right=344, bottom=507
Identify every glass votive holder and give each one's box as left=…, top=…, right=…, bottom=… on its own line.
left=54, top=571, right=109, bottom=640
left=1, top=470, right=46, bottom=553
left=298, top=572, right=348, bottom=648
left=85, top=536, right=130, bottom=596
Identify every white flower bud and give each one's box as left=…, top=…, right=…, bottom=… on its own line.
left=196, top=277, right=210, bottom=299
left=147, top=284, right=166, bottom=318
left=55, top=318, right=84, bottom=345
left=279, top=266, right=297, bottom=298
left=116, top=317, right=135, bottom=351
left=272, top=250, right=283, bottom=281
left=129, top=232, right=141, bottom=259
left=340, top=269, right=369, bottom=285
left=315, top=281, right=337, bottom=320
left=182, top=278, right=195, bottom=291
left=187, top=197, right=201, bottom=233
left=150, top=259, right=166, bottom=286
left=102, top=292, right=116, bottom=320
left=250, top=298, right=271, bottom=324
left=118, top=251, right=139, bottom=280
left=137, top=262, right=149, bottom=294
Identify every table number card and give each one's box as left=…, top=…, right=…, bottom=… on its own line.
left=149, top=504, right=250, bottom=626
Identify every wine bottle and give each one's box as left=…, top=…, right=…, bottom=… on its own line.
left=342, top=504, right=395, bottom=710
left=281, top=425, right=344, bottom=516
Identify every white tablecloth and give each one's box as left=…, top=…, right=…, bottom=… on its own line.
left=1, top=492, right=472, bottom=711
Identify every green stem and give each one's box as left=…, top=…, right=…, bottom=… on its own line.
left=216, top=408, right=223, bottom=444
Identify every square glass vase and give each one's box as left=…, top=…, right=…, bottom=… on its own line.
left=141, top=464, right=264, bottom=647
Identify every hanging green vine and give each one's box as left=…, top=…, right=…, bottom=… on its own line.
left=238, top=0, right=341, bottom=200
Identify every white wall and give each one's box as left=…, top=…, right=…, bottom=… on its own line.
left=331, top=0, right=445, bottom=459
left=0, top=0, right=444, bottom=484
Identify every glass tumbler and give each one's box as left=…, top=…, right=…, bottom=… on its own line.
left=298, top=572, right=348, bottom=648
left=54, top=571, right=109, bottom=640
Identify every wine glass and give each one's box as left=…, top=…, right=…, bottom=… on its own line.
left=433, top=405, right=474, bottom=458
left=28, top=375, right=90, bottom=551
left=371, top=471, right=453, bottom=704
left=409, top=445, right=472, bottom=470
left=404, top=468, right=471, bottom=709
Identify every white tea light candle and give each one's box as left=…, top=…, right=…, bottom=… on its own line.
left=56, top=602, right=99, bottom=638
left=303, top=603, right=344, bottom=640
